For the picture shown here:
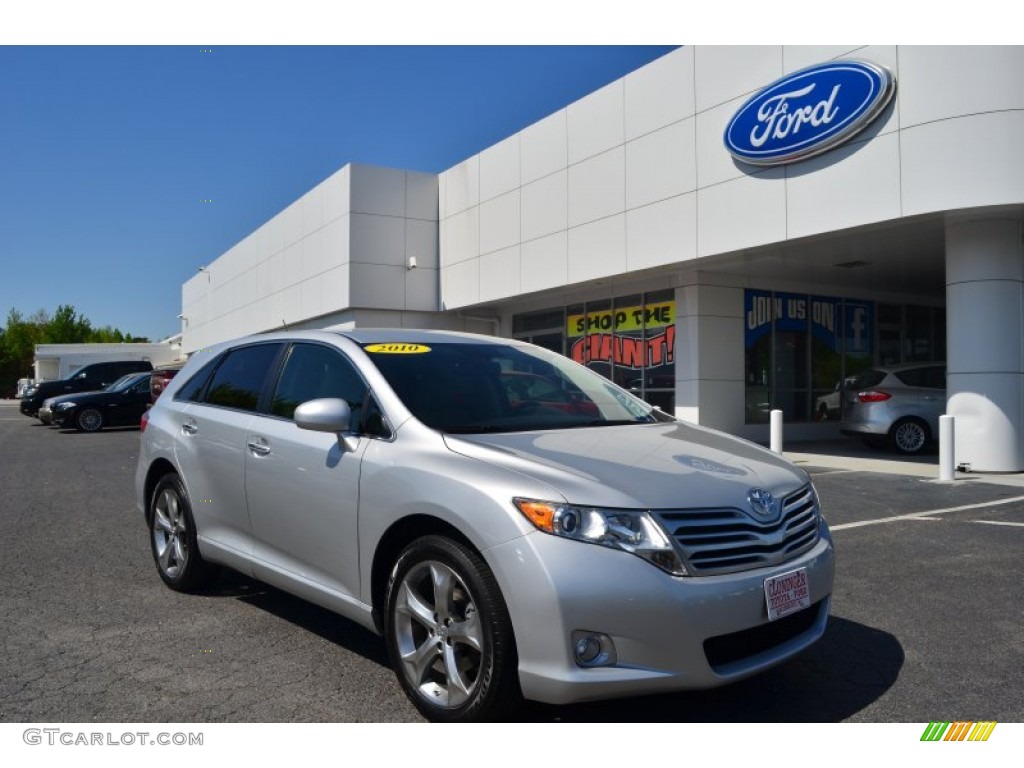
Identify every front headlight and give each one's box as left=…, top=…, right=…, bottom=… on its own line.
left=514, top=498, right=688, bottom=576
left=55, top=401, right=76, bottom=410
left=24, top=387, right=37, bottom=397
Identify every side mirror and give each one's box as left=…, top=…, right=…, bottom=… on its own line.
left=294, top=398, right=359, bottom=453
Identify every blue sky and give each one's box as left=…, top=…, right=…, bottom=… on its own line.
left=0, top=45, right=676, bottom=341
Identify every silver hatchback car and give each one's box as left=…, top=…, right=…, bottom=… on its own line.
left=137, top=329, right=834, bottom=721
left=840, top=364, right=946, bottom=455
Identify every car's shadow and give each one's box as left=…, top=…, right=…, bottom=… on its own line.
left=201, top=570, right=391, bottom=668
left=196, top=570, right=902, bottom=722
left=509, top=616, right=903, bottom=722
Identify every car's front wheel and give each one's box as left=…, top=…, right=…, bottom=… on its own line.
left=148, top=474, right=217, bottom=591
left=384, top=535, right=520, bottom=722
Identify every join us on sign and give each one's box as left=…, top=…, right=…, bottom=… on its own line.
left=746, top=295, right=836, bottom=332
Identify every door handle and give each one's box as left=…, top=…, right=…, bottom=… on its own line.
left=247, top=438, right=270, bottom=457
left=181, top=420, right=198, bottom=435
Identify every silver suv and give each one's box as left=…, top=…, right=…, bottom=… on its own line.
left=136, top=329, right=834, bottom=721
left=840, top=363, right=946, bottom=454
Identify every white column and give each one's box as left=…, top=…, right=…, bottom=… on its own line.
left=945, top=216, right=1024, bottom=472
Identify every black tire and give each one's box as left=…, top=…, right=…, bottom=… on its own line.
left=147, top=473, right=217, bottom=592
left=889, top=417, right=930, bottom=455
left=76, top=407, right=104, bottom=432
left=384, top=535, right=521, bottom=722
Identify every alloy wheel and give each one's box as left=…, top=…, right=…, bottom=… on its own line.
left=152, top=488, right=189, bottom=578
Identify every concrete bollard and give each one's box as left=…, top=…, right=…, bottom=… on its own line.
left=770, top=409, right=783, bottom=454
left=939, top=414, right=955, bottom=482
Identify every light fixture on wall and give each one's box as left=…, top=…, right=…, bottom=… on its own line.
left=407, top=255, right=417, bottom=271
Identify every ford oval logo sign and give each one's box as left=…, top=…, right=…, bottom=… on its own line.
left=724, top=60, right=895, bottom=166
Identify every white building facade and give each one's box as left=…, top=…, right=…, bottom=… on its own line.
left=182, top=46, right=1024, bottom=472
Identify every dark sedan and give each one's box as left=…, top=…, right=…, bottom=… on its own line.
left=52, top=372, right=152, bottom=432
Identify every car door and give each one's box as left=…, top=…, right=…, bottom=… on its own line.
left=107, top=377, right=151, bottom=427
left=244, top=342, right=370, bottom=602
left=172, top=342, right=285, bottom=567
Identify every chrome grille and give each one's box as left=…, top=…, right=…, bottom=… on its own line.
left=654, top=485, right=819, bottom=576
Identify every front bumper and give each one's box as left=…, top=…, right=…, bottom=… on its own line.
left=485, top=523, right=835, bottom=705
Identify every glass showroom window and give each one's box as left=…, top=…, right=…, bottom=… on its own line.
left=514, top=290, right=676, bottom=412
left=745, top=290, right=874, bottom=424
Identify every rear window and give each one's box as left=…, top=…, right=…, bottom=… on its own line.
left=894, top=366, right=946, bottom=389
left=849, top=369, right=885, bottom=389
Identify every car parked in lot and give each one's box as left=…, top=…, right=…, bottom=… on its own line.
left=51, top=371, right=152, bottom=432
left=20, top=360, right=153, bottom=417
left=840, top=363, right=946, bottom=454
left=150, top=362, right=185, bottom=404
left=137, top=330, right=834, bottom=722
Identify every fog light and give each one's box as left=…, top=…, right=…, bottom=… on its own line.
left=571, top=631, right=617, bottom=667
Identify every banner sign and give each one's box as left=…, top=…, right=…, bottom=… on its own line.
left=745, top=290, right=872, bottom=354
left=567, top=301, right=674, bottom=337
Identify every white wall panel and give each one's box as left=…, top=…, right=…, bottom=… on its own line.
left=281, top=203, right=302, bottom=249
left=479, top=190, right=521, bottom=256
left=567, top=215, right=626, bottom=284
left=405, top=267, right=439, bottom=312
left=300, top=276, right=323, bottom=319
left=624, top=46, right=694, bottom=141
left=695, top=94, right=748, bottom=188
left=350, top=213, right=405, bottom=266
left=521, top=170, right=567, bottom=243
left=697, top=170, right=786, bottom=257
left=444, top=156, right=479, bottom=216
left=899, top=46, right=1024, bottom=128
left=441, top=258, right=479, bottom=308
left=782, top=45, right=862, bottom=72
left=626, top=193, right=696, bottom=271
left=350, top=263, right=406, bottom=309
left=320, top=216, right=349, bottom=270
left=350, top=164, right=406, bottom=217
left=694, top=46, right=781, bottom=112
left=300, top=187, right=324, bottom=234
left=520, top=232, right=568, bottom=295
left=406, top=171, right=439, bottom=221
left=786, top=132, right=902, bottom=240
left=626, top=118, right=697, bottom=208
left=479, top=134, right=520, bottom=202
left=480, top=246, right=521, bottom=303
left=320, top=265, right=350, bottom=310
left=442, top=207, right=479, bottom=266
left=567, top=81, right=625, bottom=165
left=406, top=219, right=438, bottom=270
left=520, top=110, right=567, bottom=185
left=902, top=111, right=1024, bottom=215
left=320, top=166, right=350, bottom=222
left=567, top=147, right=625, bottom=228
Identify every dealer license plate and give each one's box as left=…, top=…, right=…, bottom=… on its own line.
left=764, top=567, right=810, bottom=621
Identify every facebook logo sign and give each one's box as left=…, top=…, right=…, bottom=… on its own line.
left=843, top=302, right=872, bottom=356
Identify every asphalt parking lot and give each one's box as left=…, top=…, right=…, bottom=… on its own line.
left=1, top=400, right=1021, bottom=723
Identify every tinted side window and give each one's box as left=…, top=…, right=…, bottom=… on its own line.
left=270, top=343, right=367, bottom=423
left=851, top=370, right=885, bottom=389
left=894, top=367, right=945, bottom=389
left=175, top=357, right=220, bottom=402
left=203, top=344, right=282, bottom=412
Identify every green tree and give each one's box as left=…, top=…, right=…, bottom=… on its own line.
left=44, top=304, right=93, bottom=344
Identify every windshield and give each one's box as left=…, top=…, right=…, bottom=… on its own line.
left=363, top=341, right=673, bottom=434
left=106, top=374, right=144, bottom=393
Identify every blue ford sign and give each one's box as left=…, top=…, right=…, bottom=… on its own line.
left=724, top=60, right=895, bottom=166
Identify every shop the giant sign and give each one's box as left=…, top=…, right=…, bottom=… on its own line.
left=568, top=301, right=674, bottom=369
left=724, top=60, right=895, bottom=166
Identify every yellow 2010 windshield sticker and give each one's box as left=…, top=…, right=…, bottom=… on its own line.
left=365, top=343, right=431, bottom=354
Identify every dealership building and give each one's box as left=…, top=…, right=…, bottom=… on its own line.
left=181, top=46, right=1024, bottom=472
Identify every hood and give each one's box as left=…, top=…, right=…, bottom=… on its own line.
left=443, top=422, right=809, bottom=510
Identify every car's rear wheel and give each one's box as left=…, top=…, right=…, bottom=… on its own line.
left=384, top=535, right=520, bottom=722
left=148, top=474, right=217, bottom=591
left=889, top=417, right=930, bottom=455
left=76, top=408, right=104, bottom=432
